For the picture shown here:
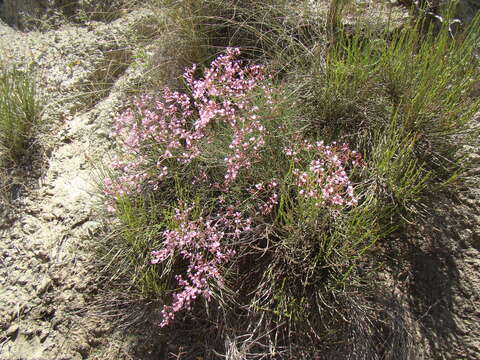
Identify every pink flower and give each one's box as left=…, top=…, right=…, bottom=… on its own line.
left=287, top=141, right=366, bottom=207
left=150, top=204, right=250, bottom=327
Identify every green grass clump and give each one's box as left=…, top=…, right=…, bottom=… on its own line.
left=0, top=66, right=41, bottom=163
left=304, top=16, right=480, bottom=211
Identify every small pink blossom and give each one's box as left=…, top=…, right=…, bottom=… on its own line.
left=286, top=141, right=366, bottom=207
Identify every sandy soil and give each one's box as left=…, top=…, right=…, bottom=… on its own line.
left=0, top=10, right=162, bottom=359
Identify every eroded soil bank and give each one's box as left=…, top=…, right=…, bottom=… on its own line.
left=0, top=9, right=164, bottom=359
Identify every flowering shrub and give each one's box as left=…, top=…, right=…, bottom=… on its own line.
left=105, top=48, right=366, bottom=327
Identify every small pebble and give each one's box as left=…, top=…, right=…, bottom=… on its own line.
left=37, top=278, right=52, bottom=296
left=40, top=329, right=49, bottom=342
left=6, top=323, right=19, bottom=337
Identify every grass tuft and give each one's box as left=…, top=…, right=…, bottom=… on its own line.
left=0, top=65, right=41, bottom=163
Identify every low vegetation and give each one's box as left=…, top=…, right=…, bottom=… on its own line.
left=102, top=0, right=480, bottom=358
left=0, top=65, right=40, bottom=163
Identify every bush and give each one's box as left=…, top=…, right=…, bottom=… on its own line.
left=105, top=47, right=369, bottom=338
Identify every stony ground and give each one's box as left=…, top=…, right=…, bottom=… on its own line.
left=0, top=3, right=479, bottom=360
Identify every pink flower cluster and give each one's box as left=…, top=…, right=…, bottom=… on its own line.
left=104, top=47, right=272, bottom=200
left=151, top=204, right=252, bottom=327
left=184, top=48, right=272, bottom=186
left=286, top=140, right=366, bottom=207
